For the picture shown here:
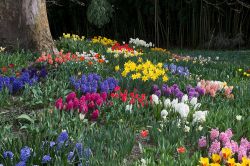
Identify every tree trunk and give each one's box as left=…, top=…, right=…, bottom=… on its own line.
left=0, top=0, right=55, bottom=52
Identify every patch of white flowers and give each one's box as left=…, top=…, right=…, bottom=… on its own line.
left=129, top=38, right=154, bottom=48
left=157, top=94, right=208, bottom=124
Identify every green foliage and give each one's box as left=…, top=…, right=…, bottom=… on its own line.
left=87, top=0, right=114, bottom=28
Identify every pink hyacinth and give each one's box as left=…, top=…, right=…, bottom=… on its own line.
left=92, top=109, right=99, bottom=120
left=209, top=140, right=221, bottom=156
left=225, top=140, right=238, bottom=153
left=96, top=98, right=103, bottom=106
left=73, top=98, right=79, bottom=109
left=55, top=97, right=64, bottom=110
left=198, top=136, right=207, bottom=148
left=85, top=93, right=91, bottom=101
left=219, top=132, right=230, bottom=145
left=66, top=92, right=76, bottom=102
left=88, top=101, right=95, bottom=109
left=79, top=103, right=88, bottom=114
left=210, top=128, right=220, bottom=141
left=225, top=128, right=233, bottom=139
left=100, top=92, right=107, bottom=101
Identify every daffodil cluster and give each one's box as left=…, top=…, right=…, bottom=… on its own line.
left=121, top=60, right=168, bottom=82
left=151, top=47, right=171, bottom=54
left=62, top=33, right=85, bottom=41
left=91, top=36, right=117, bottom=46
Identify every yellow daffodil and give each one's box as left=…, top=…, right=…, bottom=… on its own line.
left=221, top=148, right=232, bottom=160
left=242, top=157, right=250, bottom=165
left=199, top=157, right=209, bottom=166
left=211, top=154, right=221, bottom=163
left=121, top=60, right=168, bottom=82
left=115, top=65, right=120, bottom=71
left=210, top=163, right=221, bottom=166
left=227, top=158, right=235, bottom=166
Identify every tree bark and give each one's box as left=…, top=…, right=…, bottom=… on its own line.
left=0, top=0, right=55, bottom=52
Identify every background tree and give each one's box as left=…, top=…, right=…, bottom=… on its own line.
left=0, top=0, right=55, bottom=52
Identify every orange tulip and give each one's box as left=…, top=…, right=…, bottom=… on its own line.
left=177, top=147, right=186, bottom=153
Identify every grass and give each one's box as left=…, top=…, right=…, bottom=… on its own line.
left=0, top=39, right=249, bottom=165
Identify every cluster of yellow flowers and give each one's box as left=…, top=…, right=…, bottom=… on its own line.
left=91, top=36, right=117, bottom=46
left=151, top=47, right=171, bottom=54
left=121, top=60, right=168, bottom=82
left=0, top=46, right=5, bottom=53
left=199, top=148, right=250, bottom=166
left=238, top=69, right=250, bottom=77
left=107, top=48, right=143, bottom=58
left=62, top=33, right=85, bottom=41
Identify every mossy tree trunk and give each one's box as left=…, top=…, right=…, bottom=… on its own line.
left=0, top=0, right=55, bottom=52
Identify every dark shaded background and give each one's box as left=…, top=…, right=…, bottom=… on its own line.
left=47, top=0, right=250, bottom=49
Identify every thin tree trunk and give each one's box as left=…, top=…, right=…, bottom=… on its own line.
left=0, top=0, right=55, bottom=52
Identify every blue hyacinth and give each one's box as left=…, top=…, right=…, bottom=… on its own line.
left=70, top=73, right=118, bottom=94
left=164, top=63, right=190, bottom=77
left=0, top=66, right=47, bottom=94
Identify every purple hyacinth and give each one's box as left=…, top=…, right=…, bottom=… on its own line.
left=50, top=141, right=56, bottom=148
left=84, top=148, right=92, bottom=159
left=75, top=143, right=83, bottom=156
left=67, top=151, right=74, bottom=161
left=42, top=155, right=51, bottom=163
left=57, top=130, right=69, bottom=143
left=15, top=161, right=26, bottom=166
left=20, top=146, right=31, bottom=162
left=3, top=151, right=14, bottom=159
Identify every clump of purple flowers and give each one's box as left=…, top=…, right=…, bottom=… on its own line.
left=152, top=84, right=205, bottom=100
left=21, top=66, right=47, bottom=81
left=198, top=128, right=250, bottom=161
left=164, top=63, right=190, bottom=77
left=70, top=73, right=118, bottom=94
left=1, top=130, right=92, bottom=165
left=0, top=66, right=47, bottom=94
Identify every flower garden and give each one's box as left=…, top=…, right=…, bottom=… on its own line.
left=0, top=35, right=250, bottom=166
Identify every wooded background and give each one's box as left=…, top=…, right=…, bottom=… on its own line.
left=47, top=0, right=250, bottom=49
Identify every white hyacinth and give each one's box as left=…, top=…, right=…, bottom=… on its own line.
left=181, top=94, right=189, bottom=103
left=190, top=97, right=197, bottom=106
left=164, top=99, right=171, bottom=108
left=161, top=109, right=168, bottom=119
left=192, top=111, right=208, bottom=123
left=151, top=94, right=159, bottom=105
left=175, top=103, right=190, bottom=119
